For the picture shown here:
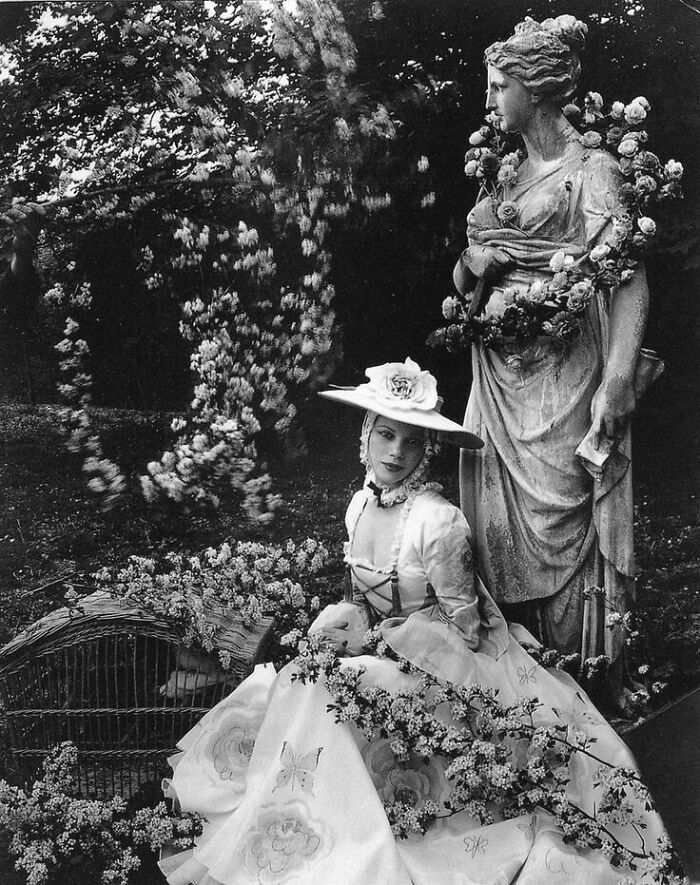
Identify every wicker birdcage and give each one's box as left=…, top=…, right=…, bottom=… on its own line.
left=0, top=591, right=272, bottom=799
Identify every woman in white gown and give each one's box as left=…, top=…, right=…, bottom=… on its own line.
left=160, top=358, right=676, bottom=885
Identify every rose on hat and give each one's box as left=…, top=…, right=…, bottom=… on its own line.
left=364, top=358, right=438, bottom=411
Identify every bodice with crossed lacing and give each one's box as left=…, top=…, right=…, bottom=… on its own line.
left=342, top=486, right=481, bottom=637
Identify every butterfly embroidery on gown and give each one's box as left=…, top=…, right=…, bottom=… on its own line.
left=517, top=664, right=538, bottom=685
left=274, top=741, right=323, bottom=796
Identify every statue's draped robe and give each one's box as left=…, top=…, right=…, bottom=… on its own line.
left=460, top=139, right=634, bottom=660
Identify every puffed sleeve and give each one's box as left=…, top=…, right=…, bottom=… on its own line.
left=379, top=493, right=509, bottom=681
left=416, top=497, right=480, bottom=649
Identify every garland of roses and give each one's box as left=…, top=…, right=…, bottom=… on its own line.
left=430, top=92, right=684, bottom=353
left=290, top=630, right=683, bottom=883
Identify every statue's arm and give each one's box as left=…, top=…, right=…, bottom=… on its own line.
left=590, top=264, right=649, bottom=448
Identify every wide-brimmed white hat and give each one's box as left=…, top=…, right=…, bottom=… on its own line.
left=319, top=358, right=483, bottom=449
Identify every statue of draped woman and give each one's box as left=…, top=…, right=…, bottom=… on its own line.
left=454, top=15, right=651, bottom=701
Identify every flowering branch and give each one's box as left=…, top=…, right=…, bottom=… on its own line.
left=288, top=632, right=683, bottom=882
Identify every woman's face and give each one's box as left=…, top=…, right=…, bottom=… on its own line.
left=368, top=416, right=426, bottom=488
left=486, top=65, right=534, bottom=133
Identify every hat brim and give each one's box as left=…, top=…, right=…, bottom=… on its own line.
left=319, top=388, right=483, bottom=449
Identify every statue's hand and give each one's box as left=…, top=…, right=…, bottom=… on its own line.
left=459, top=245, right=515, bottom=280
left=590, top=375, right=636, bottom=449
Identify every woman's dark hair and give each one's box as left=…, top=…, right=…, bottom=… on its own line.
left=485, top=14, right=588, bottom=106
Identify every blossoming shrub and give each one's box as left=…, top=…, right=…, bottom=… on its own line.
left=0, top=742, right=202, bottom=885
left=0, top=1, right=419, bottom=516
left=94, top=537, right=332, bottom=668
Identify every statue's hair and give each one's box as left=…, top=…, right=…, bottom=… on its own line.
left=485, top=15, right=588, bottom=105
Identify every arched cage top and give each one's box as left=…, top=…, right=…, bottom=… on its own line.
left=0, top=592, right=272, bottom=799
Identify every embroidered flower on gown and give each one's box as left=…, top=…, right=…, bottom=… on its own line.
left=202, top=705, right=267, bottom=793
left=363, top=734, right=450, bottom=814
left=241, top=800, right=327, bottom=883
left=210, top=722, right=258, bottom=783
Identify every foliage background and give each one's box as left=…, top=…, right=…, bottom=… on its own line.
left=0, top=0, right=697, bottom=412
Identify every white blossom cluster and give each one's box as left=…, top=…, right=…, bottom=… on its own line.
left=50, top=285, right=126, bottom=513
left=0, top=742, right=202, bottom=885
left=95, top=537, right=328, bottom=668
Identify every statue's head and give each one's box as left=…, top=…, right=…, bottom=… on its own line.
left=485, top=15, right=588, bottom=106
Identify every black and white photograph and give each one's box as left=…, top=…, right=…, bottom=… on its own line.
left=0, top=1, right=697, bottom=883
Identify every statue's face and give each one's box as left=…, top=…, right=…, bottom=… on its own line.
left=486, top=65, right=534, bottom=133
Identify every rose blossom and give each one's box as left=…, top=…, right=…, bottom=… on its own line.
left=468, top=130, right=486, bottom=146
left=605, top=126, right=623, bottom=145
left=664, top=159, right=684, bottom=180
left=549, top=251, right=574, bottom=273
left=637, top=216, right=657, bottom=236
left=581, top=130, right=602, bottom=148
left=464, top=160, right=479, bottom=176
left=635, top=174, right=657, bottom=195
left=624, top=100, right=647, bottom=125
left=497, top=200, right=519, bottom=225
left=502, top=151, right=521, bottom=168
left=442, top=295, right=459, bottom=320
left=497, top=166, right=518, bottom=186
left=586, top=91, right=603, bottom=110
left=618, top=138, right=638, bottom=157
left=610, top=101, right=625, bottom=119
left=480, top=150, right=499, bottom=174
left=590, top=244, right=611, bottom=262
left=633, top=95, right=651, bottom=111
left=567, top=290, right=590, bottom=312
left=633, top=150, right=660, bottom=173
left=524, top=280, right=547, bottom=303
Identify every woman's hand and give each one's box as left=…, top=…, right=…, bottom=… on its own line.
left=310, top=620, right=365, bottom=656
left=590, top=374, right=636, bottom=448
